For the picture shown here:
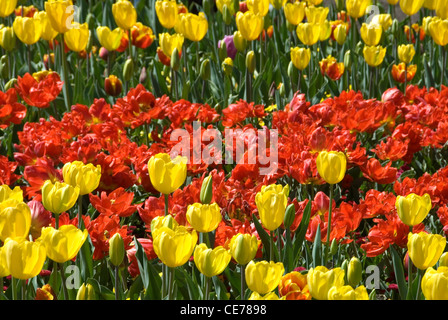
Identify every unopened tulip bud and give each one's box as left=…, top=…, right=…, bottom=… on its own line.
left=105, top=75, right=123, bottom=97
left=288, top=61, right=298, bottom=82
left=222, top=57, right=233, bottom=76
left=5, top=78, right=17, bottom=91
left=170, top=47, right=180, bottom=71
left=222, top=5, right=232, bottom=25
left=246, top=50, right=256, bottom=74
left=369, top=289, right=376, bottom=300
left=330, top=238, right=339, bottom=256
left=109, top=233, right=125, bottom=267
left=355, top=41, right=363, bottom=55
left=283, top=203, right=295, bottom=230
left=200, top=174, right=213, bottom=204
left=335, top=0, right=344, bottom=11
left=123, top=58, right=134, bottom=82
left=344, top=50, right=352, bottom=72
left=341, top=259, right=349, bottom=282
left=233, top=31, right=247, bottom=52
left=0, top=55, right=9, bottom=79
left=76, top=283, right=96, bottom=300
left=347, top=257, right=363, bottom=288
left=218, top=40, right=227, bottom=61
left=0, top=27, right=16, bottom=52
left=391, top=19, right=399, bottom=36
left=99, top=47, right=109, bottom=61
left=200, top=59, right=211, bottom=81
left=439, top=252, right=448, bottom=267
left=86, top=13, right=95, bottom=30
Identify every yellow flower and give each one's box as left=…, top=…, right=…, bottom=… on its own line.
left=255, top=184, right=290, bottom=231
left=363, top=45, right=387, bottom=67
left=151, top=215, right=179, bottom=234
left=334, top=24, right=347, bottom=45
left=327, top=285, right=369, bottom=300
left=296, top=22, right=321, bottom=46
left=152, top=225, right=198, bottom=268
left=387, top=0, right=399, bottom=4
left=429, top=18, right=448, bottom=46
left=0, top=0, right=17, bottom=18
left=316, top=150, right=347, bottom=185
left=76, top=283, right=96, bottom=300
left=96, top=26, right=124, bottom=52
left=0, top=246, right=9, bottom=277
left=235, top=11, right=264, bottom=41
left=13, top=16, right=42, bottom=45
left=216, top=0, right=236, bottom=15
left=318, top=20, right=332, bottom=42
left=41, top=180, right=80, bottom=214
left=346, top=0, right=372, bottom=19
left=283, top=1, right=306, bottom=26
left=228, top=233, right=260, bottom=266
left=186, top=202, right=222, bottom=233
left=0, top=185, right=23, bottom=203
left=155, top=0, right=178, bottom=29
left=2, top=237, right=46, bottom=280
left=109, top=233, right=125, bottom=267
left=245, top=260, right=285, bottom=295
left=233, top=30, right=248, bottom=52
left=40, top=225, right=88, bottom=263
left=194, top=243, right=231, bottom=278
left=305, top=6, right=329, bottom=24
left=112, top=0, right=137, bottom=30
left=44, top=0, right=75, bottom=34
left=270, top=0, right=287, bottom=10
left=0, top=27, right=16, bottom=51
left=399, top=0, right=425, bottom=16
left=307, top=0, right=323, bottom=5
left=158, top=33, right=184, bottom=60
left=370, top=13, right=393, bottom=31
left=397, top=44, right=415, bottom=64
left=63, top=161, right=102, bottom=195
left=148, top=153, right=187, bottom=195
left=421, top=266, right=448, bottom=300
left=360, top=23, right=383, bottom=46
left=307, top=266, right=345, bottom=300
left=248, top=292, right=283, bottom=300
left=247, top=0, right=269, bottom=16
left=424, top=0, right=438, bottom=10
left=34, top=11, right=59, bottom=42
left=64, top=22, right=89, bottom=52
left=395, top=193, right=431, bottom=226
left=175, top=12, right=208, bottom=42
left=0, top=201, right=31, bottom=242
left=407, top=232, right=446, bottom=270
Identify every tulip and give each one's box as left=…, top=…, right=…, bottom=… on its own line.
left=13, top=16, right=42, bottom=45
left=255, top=184, right=289, bottom=232
left=245, top=260, right=285, bottom=295
left=327, top=285, right=369, bottom=300
left=436, top=1, right=448, bottom=19
left=2, top=237, right=46, bottom=280
left=399, top=0, right=425, bottom=16
left=270, top=0, right=287, bottom=10
left=363, top=45, right=387, bottom=67
left=0, top=185, right=22, bottom=203
left=194, top=243, right=231, bottom=278
left=290, top=47, right=311, bottom=71
left=387, top=0, right=399, bottom=4
left=130, top=23, right=155, bottom=49
left=148, top=153, right=187, bottom=195
left=284, top=2, right=306, bottom=26
left=41, top=180, right=80, bottom=215
left=40, top=225, right=88, bottom=263
left=186, top=202, right=222, bottom=233
left=152, top=226, right=198, bottom=268
left=76, top=283, right=96, bottom=300
left=308, top=0, right=324, bottom=5
left=28, top=200, right=52, bottom=240
left=96, top=26, right=123, bottom=52
left=392, top=63, right=417, bottom=83
left=233, top=30, right=248, bottom=52
left=0, top=246, right=9, bottom=278
left=439, top=252, right=448, bottom=267
left=307, top=266, right=345, bottom=300
left=305, top=6, right=329, bottom=24
left=334, top=24, right=347, bottom=45
left=112, top=0, right=137, bottom=30
left=395, top=193, right=431, bottom=227
left=421, top=267, right=448, bottom=300
left=424, top=0, right=438, bottom=10
left=319, top=55, right=345, bottom=81
left=216, top=0, right=237, bottom=15
left=319, top=20, right=332, bottom=42
left=104, top=75, right=123, bottom=97
left=151, top=215, right=179, bottom=234
left=228, top=233, right=260, bottom=266
left=34, top=11, right=58, bottom=42
left=370, top=14, right=393, bottom=31
left=360, top=23, right=383, bottom=46
left=296, top=22, right=321, bottom=46
left=347, top=257, right=363, bottom=288
left=64, top=22, right=89, bottom=52
left=109, top=233, right=125, bottom=267
left=175, top=12, right=208, bottom=42
left=246, top=0, right=269, bottom=16
left=316, top=151, right=347, bottom=185
left=222, top=57, right=233, bottom=76
left=246, top=50, right=256, bottom=74
left=0, top=201, right=31, bottom=242
left=0, top=27, right=16, bottom=52
left=0, top=0, right=17, bottom=18
left=235, top=11, right=264, bottom=41
left=346, top=0, right=371, bottom=19
left=398, top=44, right=415, bottom=64
left=63, top=161, right=102, bottom=196
left=44, top=0, right=75, bottom=34
left=155, top=0, right=178, bottom=29
left=428, top=19, right=448, bottom=47
left=159, top=33, right=184, bottom=60
left=278, top=271, right=312, bottom=300
left=407, top=232, right=446, bottom=270
left=249, top=292, right=282, bottom=300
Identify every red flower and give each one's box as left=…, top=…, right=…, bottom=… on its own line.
left=131, top=23, right=155, bottom=49
left=126, top=238, right=157, bottom=278
left=0, top=88, right=27, bottom=129
left=360, top=158, right=398, bottom=185
left=15, top=71, right=63, bottom=108
left=319, top=56, right=345, bottom=81
left=0, top=155, right=20, bottom=186
left=89, top=187, right=141, bottom=218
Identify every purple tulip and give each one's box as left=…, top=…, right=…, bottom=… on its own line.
left=218, top=35, right=237, bottom=60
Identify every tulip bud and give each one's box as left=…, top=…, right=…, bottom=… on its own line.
left=439, top=252, right=448, bottom=267
left=246, top=50, right=256, bottom=74
left=391, top=19, right=399, bottom=37
left=335, top=0, right=344, bottom=11
left=233, top=31, right=247, bottom=52
left=123, top=58, right=134, bottom=82
left=86, top=30, right=93, bottom=53
left=329, top=238, right=339, bottom=256
left=0, top=27, right=16, bottom=52
left=170, top=47, right=180, bottom=71
left=104, top=75, right=123, bottom=97
left=76, top=283, right=96, bottom=300
left=200, top=59, right=211, bottom=81
left=109, top=233, right=125, bottom=267
left=347, top=257, right=363, bottom=288
left=283, top=203, right=296, bottom=230
left=222, top=57, right=233, bottom=76
left=288, top=61, right=298, bottom=83
left=4, top=78, right=17, bottom=91
left=218, top=40, right=227, bottom=61
left=222, top=5, right=232, bottom=25
left=369, top=289, right=376, bottom=300
left=200, top=175, right=213, bottom=204
left=355, top=41, right=363, bottom=55
left=0, top=55, right=9, bottom=79
left=344, top=50, right=352, bottom=72
left=341, top=259, right=349, bottom=283
left=86, top=13, right=95, bottom=30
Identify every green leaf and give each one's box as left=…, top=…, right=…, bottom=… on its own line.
left=390, top=246, right=408, bottom=300
left=312, top=224, right=322, bottom=268
left=212, top=275, right=229, bottom=300
left=134, top=237, right=162, bottom=300
left=252, top=215, right=279, bottom=262
left=293, top=199, right=312, bottom=263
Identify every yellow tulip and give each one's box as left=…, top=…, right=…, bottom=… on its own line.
left=76, top=283, right=96, bottom=300
left=0, top=185, right=22, bottom=203
left=0, top=27, right=16, bottom=52
left=407, top=232, right=446, bottom=270
left=0, top=246, right=9, bottom=277
left=255, top=184, right=290, bottom=231
left=175, top=12, right=208, bottom=42
left=109, top=233, right=125, bottom=267
left=155, top=0, right=178, bottom=29
left=370, top=14, right=393, bottom=31
left=247, top=0, right=269, bottom=16
left=41, top=180, right=79, bottom=214
left=159, top=32, right=184, bottom=60
left=2, top=237, right=46, bottom=280
left=235, top=11, right=264, bottom=41
left=0, top=0, right=17, bottom=18
left=319, top=21, right=332, bottom=42
left=307, top=266, right=345, bottom=300
left=40, top=225, right=88, bottom=263
left=228, top=233, right=260, bottom=266
left=327, top=285, right=369, bottom=300
left=428, top=18, right=448, bottom=46
left=424, top=0, right=438, bottom=10
left=307, top=0, right=324, bottom=5
left=194, top=243, right=231, bottom=278
left=316, top=150, right=347, bottom=185
left=34, top=11, right=59, bottom=42
left=186, top=202, right=222, bottom=233
left=387, top=0, right=399, bottom=4
left=248, top=291, right=282, bottom=300
left=112, top=0, right=137, bottom=30
left=148, top=153, right=187, bottom=195
left=360, top=23, right=383, bottom=46
left=439, top=252, right=448, bottom=267
left=245, top=260, right=285, bottom=295
left=305, top=6, right=329, bottom=24
left=346, top=0, right=371, bottom=19
left=296, top=22, right=321, bottom=46
left=0, top=201, right=31, bottom=242
left=150, top=215, right=179, bottom=234
left=284, top=2, right=306, bottom=26
left=96, top=26, right=124, bottom=52
left=397, top=44, right=415, bottom=64
left=64, top=22, right=89, bottom=52
left=290, top=47, right=311, bottom=70
left=13, top=16, right=42, bottom=45
left=363, top=45, right=387, bottom=67
left=62, top=161, right=102, bottom=195
left=44, top=0, right=75, bottom=34
left=216, top=0, right=236, bottom=15
left=395, top=193, right=431, bottom=227
left=421, top=266, right=448, bottom=300
left=270, top=0, right=287, bottom=10
left=399, top=0, right=425, bottom=16
left=152, top=226, right=198, bottom=268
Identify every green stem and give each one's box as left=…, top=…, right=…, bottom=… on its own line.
left=59, top=263, right=69, bottom=300
left=55, top=213, right=59, bottom=229
left=415, top=268, right=423, bottom=300
left=325, top=184, right=334, bottom=266
left=60, top=34, right=71, bottom=111
left=240, top=264, right=246, bottom=300
left=21, top=279, right=26, bottom=300
left=270, top=230, right=275, bottom=262
left=441, top=47, right=446, bottom=91
left=407, top=226, right=414, bottom=300
left=164, top=193, right=169, bottom=216
left=27, top=45, right=32, bottom=74
left=11, top=277, right=16, bottom=300
left=115, top=266, right=119, bottom=300
left=168, top=267, right=175, bottom=300
left=162, top=264, right=166, bottom=299
left=78, top=195, right=83, bottom=230
left=204, top=276, right=211, bottom=300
